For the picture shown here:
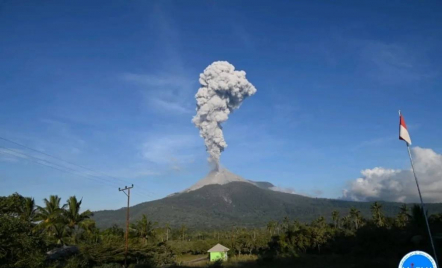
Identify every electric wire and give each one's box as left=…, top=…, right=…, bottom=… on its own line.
left=0, top=146, right=149, bottom=199
left=0, top=136, right=155, bottom=197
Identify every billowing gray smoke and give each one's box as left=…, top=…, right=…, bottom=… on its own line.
left=192, top=61, right=257, bottom=169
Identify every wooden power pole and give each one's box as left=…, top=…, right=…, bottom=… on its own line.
left=119, top=184, right=134, bottom=268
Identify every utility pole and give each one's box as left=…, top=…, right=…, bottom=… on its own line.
left=119, top=184, right=134, bottom=268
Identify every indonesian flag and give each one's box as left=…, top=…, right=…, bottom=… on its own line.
left=399, top=111, right=412, bottom=145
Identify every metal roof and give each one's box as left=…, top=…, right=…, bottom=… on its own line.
left=207, top=243, right=230, bottom=252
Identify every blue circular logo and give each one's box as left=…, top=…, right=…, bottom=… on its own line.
left=399, top=251, right=437, bottom=268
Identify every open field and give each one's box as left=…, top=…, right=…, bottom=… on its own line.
left=169, top=255, right=399, bottom=268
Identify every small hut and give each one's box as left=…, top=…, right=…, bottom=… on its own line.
left=207, top=243, right=229, bottom=262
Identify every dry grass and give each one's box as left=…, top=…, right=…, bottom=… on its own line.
left=176, top=254, right=207, bottom=262
left=171, top=254, right=400, bottom=268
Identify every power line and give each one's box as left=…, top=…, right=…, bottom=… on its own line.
left=119, top=184, right=134, bottom=268
left=0, top=146, right=150, bottom=199
left=0, top=147, right=119, bottom=188
left=0, top=136, right=156, bottom=198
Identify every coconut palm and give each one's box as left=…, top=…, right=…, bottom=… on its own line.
left=371, top=202, right=385, bottom=227
left=313, top=216, right=327, bottom=228
left=63, top=196, right=93, bottom=229
left=396, top=204, right=410, bottom=227
left=267, top=221, right=277, bottom=236
left=180, top=224, right=187, bottom=241
left=36, top=195, right=67, bottom=244
left=282, top=216, right=290, bottom=231
left=331, top=210, right=340, bottom=228
left=19, top=197, right=38, bottom=223
left=411, top=204, right=427, bottom=231
left=132, top=214, right=157, bottom=244
left=164, top=223, right=171, bottom=241
left=79, top=219, right=99, bottom=243
left=349, top=208, right=362, bottom=230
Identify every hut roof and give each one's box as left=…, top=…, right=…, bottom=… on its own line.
left=207, top=243, right=230, bottom=252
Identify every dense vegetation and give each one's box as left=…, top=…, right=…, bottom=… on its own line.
left=92, top=182, right=442, bottom=229
left=2, top=192, right=442, bottom=268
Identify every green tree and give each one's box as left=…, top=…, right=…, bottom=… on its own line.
left=0, top=194, right=46, bottom=268
left=371, top=202, right=385, bottom=227
left=396, top=204, right=410, bottom=228
left=79, top=219, right=99, bottom=243
left=19, top=197, right=38, bottom=223
left=63, top=196, right=93, bottom=229
left=411, top=204, right=427, bottom=233
left=164, top=223, right=171, bottom=241
left=349, top=208, right=362, bottom=230
left=282, top=216, right=290, bottom=231
left=179, top=224, right=187, bottom=241
left=331, top=210, right=340, bottom=228
left=267, top=221, right=277, bottom=236
left=36, top=195, right=68, bottom=244
left=132, top=214, right=157, bottom=244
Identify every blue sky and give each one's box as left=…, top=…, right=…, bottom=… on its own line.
left=1, top=1, right=441, bottom=210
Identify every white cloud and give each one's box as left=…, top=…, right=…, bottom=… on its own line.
left=122, top=72, right=195, bottom=115
left=342, top=147, right=442, bottom=203
left=142, top=134, right=200, bottom=167
left=150, top=97, right=193, bottom=114
left=270, top=186, right=298, bottom=195
left=352, top=136, right=396, bottom=151
left=121, top=73, right=190, bottom=88
left=359, top=41, right=436, bottom=84
left=108, top=167, right=161, bottom=179
left=0, top=148, right=28, bottom=162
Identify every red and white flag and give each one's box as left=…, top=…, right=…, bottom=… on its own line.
left=399, top=111, right=412, bottom=145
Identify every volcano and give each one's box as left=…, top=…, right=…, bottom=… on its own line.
left=184, top=168, right=253, bottom=192
left=92, top=169, right=442, bottom=229
left=183, top=168, right=275, bottom=193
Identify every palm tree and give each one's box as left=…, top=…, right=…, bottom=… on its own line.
left=36, top=195, right=67, bottom=244
left=341, top=215, right=351, bottom=229
left=396, top=204, right=410, bottom=227
left=282, top=216, right=290, bottom=231
left=19, top=197, right=38, bottom=223
left=267, top=221, right=277, bottom=236
left=79, top=219, right=99, bottom=243
left=164, top=223, right=171, bottom=241
left=180, top=224, right=187, bottom=241
left=411, top=204, right=427, bottom=231
left=63, top=196, right=93, bottom=229
left=79, top=219, right=96, bottom=234
left=331, top=210, right=340, bottom=228
left=316, top=216, right=327, bottom=228
left=133, top=214, right=157, bottom=244
left=349, top=208, right=362, bottom=230
left=371, top=202, right=385, bottom=227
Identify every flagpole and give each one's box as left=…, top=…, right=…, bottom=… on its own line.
left=406, top=144, right=439, bottom=266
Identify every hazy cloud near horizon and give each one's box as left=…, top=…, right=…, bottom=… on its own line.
left=342, top=147, right=442, bottom=203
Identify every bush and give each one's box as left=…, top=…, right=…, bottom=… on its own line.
left=64, top=255, right=89, bottom=268
left=93, top=264, right=122, bottom=268
left=0, top=216, right=46, bottom=268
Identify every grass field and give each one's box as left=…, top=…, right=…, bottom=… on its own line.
left=170, top=254, right=400, bottom=268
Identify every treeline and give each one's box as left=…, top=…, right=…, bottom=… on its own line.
left=2, top=193, right=442, bottom=268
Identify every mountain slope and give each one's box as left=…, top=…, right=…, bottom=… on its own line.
left=93, top=181, right=442, bottom=229
left=184, top=168, right=253, bottom=192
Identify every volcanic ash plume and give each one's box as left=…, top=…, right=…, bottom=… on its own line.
left=192, top=61, right=257, bottom=169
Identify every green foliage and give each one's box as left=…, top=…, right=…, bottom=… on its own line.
left=0, top=214, right=46, bottom=268
left=131, top=215, right=158, bottom=244
left=370, top=202, right=385, bottom=227
left=3, top=192, right=442, bottom=268
left=93, top=264, right=122, bottom=268
left=93, top=182, right=442, bottom=230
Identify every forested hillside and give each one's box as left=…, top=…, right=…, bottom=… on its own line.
left=93, top=182, right=442, bottom=229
